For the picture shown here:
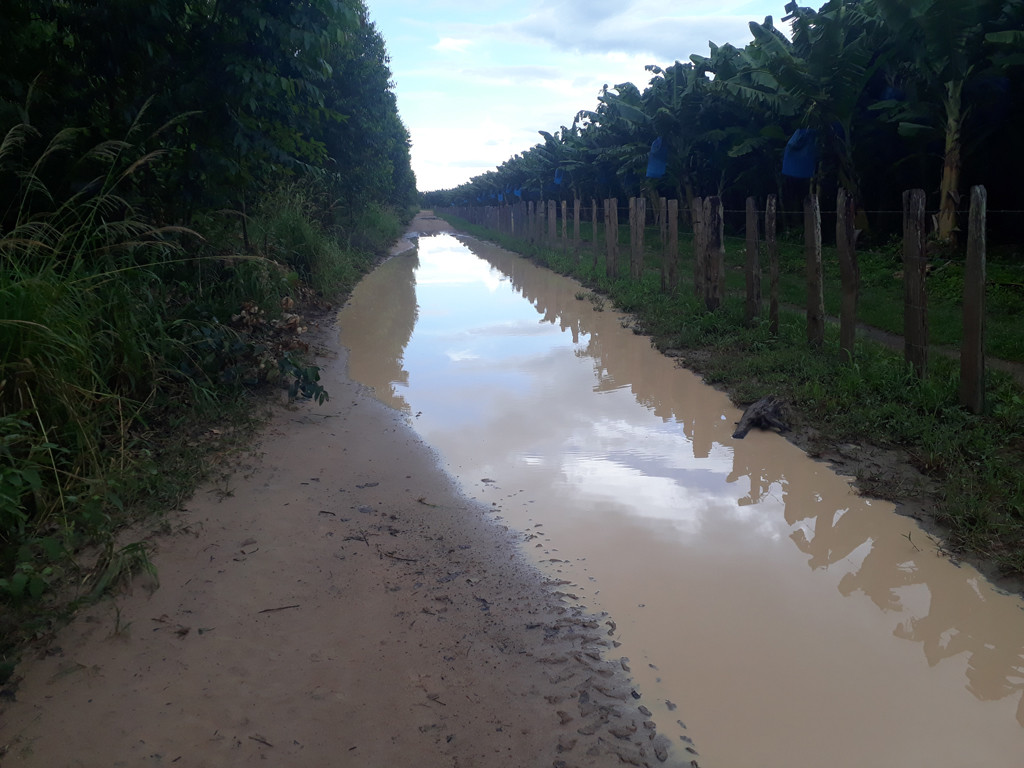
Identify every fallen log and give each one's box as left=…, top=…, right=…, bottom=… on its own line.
left=732, top=395, right=789, bottom=439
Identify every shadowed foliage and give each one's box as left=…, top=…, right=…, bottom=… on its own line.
left=0, top=0, right=417, bottom=656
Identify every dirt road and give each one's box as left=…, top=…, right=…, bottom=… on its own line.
left=0, top=214, right=682, bottom=767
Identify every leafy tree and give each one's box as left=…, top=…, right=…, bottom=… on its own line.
left=319, top=17, right=417, bottom=214
left=733, top=2, right=889, bottom=203
left=1, top=0, right=415, bottom=224
left=869, top=0, right=1015, bottom=241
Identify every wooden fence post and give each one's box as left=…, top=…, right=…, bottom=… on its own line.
left=903, top=188, right=929, bottom=378
left=561, top=200, right=568, bottom=252
left=804, top=193, right=825, bottom=348
left=608, top=198, right=619, bottom=278
left=547, top=199, right=558, bottom=243
left=745, top=196, right=761, bottom=325
left=658, top=197, right=668, bottom=290
left=602, top=199, right=609, bottom=273
left=604, top=199, right=613, bottom=278
left=666, top=198, right=679, bottom=291
left=573, top=198, right=581, bottom=261
left=660, top=197, right=668, bottom=248
left=692, top=196, right=705, bottom=297
left=630, top=197, right=646, bottom=281
left=592, top=199, right=599, bottom=268
left=705, top=196, right=725, bottom=311
left=837, top=188, right=859, bottom=362
left=960, top=185, right=987, bottom=413
left=638, top=196, right=646, bottom=280
left=766, top=195, right=779, bottom=336
left=628, top=197, right=636, bottom=277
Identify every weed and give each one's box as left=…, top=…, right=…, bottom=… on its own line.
left=0, top=118, right=388, bottom=663
left=279, top=357, right=329, bottom=404
left=0, top=560, right=55, bottom=601
left=86, top=541, right=158, bottom=601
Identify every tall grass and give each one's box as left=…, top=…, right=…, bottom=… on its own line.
left=1, top=119, right=402, bottom=658
left=0, top=116, right=196, bottom=615
left=251, top=185, right=404, bottom=296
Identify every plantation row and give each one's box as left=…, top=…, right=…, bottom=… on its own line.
left=423, top=0, right=1024, bottom=247
left=0, top=0, right=417, bottom=656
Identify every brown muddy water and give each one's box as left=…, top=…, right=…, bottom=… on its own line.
left=337, top=232, right=1024, bottom=767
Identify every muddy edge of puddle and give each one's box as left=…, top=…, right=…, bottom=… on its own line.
left=0, top=320, right=690, bottom=767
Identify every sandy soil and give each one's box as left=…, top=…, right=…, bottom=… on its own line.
left=0, top=214, right=683, bottom=767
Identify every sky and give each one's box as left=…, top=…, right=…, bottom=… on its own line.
left=366, top=0, right=790, bottom=192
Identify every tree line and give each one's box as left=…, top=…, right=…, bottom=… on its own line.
left=1, top=0, right=417, bottom=224
left=0, top=1, right=417, bottom=620
left=423, top=0, right=1023, bottom=245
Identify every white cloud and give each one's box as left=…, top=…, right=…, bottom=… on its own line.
left=478, top=0, right=773, bottom=60
left=433, top=36, right=472, bottom=52
left=465, top=65, right=563, bottom=85
left=368, top=0, right=784, bottom=191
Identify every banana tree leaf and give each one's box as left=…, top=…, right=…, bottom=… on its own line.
left=897, top=122, right=935, bottom=138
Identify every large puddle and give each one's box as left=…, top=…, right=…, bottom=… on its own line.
left=337, top=232, right=1024, bottom=766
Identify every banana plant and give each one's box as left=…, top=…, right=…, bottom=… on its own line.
left=869, top=0, right=1013, bottom=241
left=575, top=82, right=654, bottom=196
left=687, top=44, right=794, bottom=200
left=641, top=62, right=707, bottom=208
left=734, top=2, right=889, bottom=203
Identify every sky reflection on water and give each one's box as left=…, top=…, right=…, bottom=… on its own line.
left=337, top=232, right=1024, bottom=767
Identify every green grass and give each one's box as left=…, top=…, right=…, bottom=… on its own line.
left=440, top=209, right=1024, bottom=580
left=533, top=209, right=1024, bottom=365
left=251, top=186, right=405, bottom=297
left=738, top=231, right=1024, bottom=363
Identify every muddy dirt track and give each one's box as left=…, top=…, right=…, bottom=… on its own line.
left=0, top=214, right=686, bottom=767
